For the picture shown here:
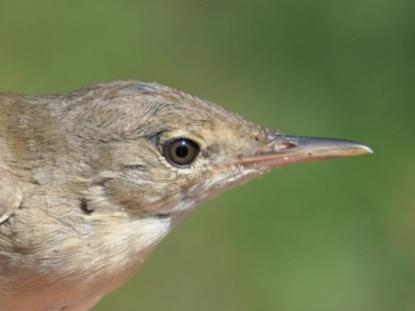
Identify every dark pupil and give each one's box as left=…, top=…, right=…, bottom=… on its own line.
left=175, top=143, right=189, bottom=158
left=165, top=138, right=200, bottom=167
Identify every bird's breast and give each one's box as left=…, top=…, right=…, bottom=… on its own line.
left=0, top=212, right=172, bottom=311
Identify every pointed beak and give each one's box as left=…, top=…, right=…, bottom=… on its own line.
left=238, top=133, right=373, bottom=168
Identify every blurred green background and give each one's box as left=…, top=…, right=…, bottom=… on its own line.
left=1, top=1, right=414, bottom=310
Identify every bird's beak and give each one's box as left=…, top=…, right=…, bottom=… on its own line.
left=238, top=133, right=373, bottom=168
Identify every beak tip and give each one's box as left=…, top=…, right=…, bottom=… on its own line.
left=358, top=144, right=374, bottom=155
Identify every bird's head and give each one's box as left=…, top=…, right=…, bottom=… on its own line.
left=65, top=81, right=371, bottom=223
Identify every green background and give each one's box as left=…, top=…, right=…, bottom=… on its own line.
left=1, top=1, right=414, bottom=310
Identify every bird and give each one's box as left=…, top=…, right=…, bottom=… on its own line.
left=0, top=80, right=372, bottom=311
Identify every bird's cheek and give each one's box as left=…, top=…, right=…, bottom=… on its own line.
left=99, top=179, right=166, bottom=215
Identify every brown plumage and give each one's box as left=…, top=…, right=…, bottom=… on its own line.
left=0, top=81, right=372, bottom=310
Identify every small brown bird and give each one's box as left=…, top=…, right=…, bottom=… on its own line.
left=0, top=81, right=371, bottom=310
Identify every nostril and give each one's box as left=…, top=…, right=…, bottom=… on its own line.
left=282, top=141, right=297, bottom=149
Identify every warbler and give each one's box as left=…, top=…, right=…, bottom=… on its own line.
left=0, top=81, right=372, bottom=310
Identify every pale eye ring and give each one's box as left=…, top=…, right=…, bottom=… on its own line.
left=164, top=138, right=200, bottom=167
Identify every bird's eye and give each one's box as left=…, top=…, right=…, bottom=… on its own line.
left=164, top=138, right=200, bottom=167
